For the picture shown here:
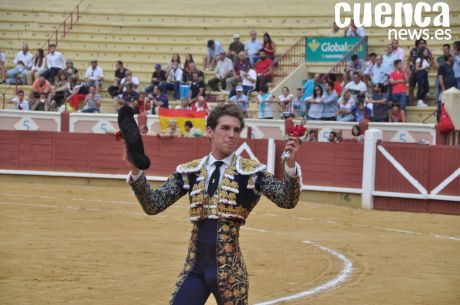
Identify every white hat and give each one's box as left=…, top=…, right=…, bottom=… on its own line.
left=236, top=86, right=243, bottom=91
left=233, top=33, right=240, bottom=39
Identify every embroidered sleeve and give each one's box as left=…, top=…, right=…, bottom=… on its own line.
left=129, top=171, right=187, bottom=215
left=256, top=170, right=301, bottom=209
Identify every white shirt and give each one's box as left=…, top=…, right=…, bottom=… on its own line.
left=85, top=66, right=104, bottom=80
left=13, top=51, right=34, bottom=70
left=416, top=58, right=430, bottom=70
left=32, top=57, right=47, bottom=71
left=121, top=76, right=140, bottom=92
left=167, top=67, right=183, bottom=82
left=46, top=51, right=66, bottom=69
left=11, top=96, right=30, bottom=110
left=344, top=80, right=367, bottom=93
left=0, top=52, right=6, bottom=62
left=241, top=69, right=257, bottom=88
left=215, top=57, right=234, bottom=77
left=346, top=27, right=366, bottom=37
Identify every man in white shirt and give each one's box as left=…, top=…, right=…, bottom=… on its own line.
left=345, top=20, right=366, bottom=37
left=208, top=51, right=234, bottom=92
left=6, top=43, right=34, bottom=85
left=382, top=43, right=398, bottom=74
left=119, top=70, right=140, bottom=92
left=240, top=64, right=257, bottom=95
left=85, top=60, right=104, bottom=92
left=10, top=89, right=30, bottom=110
left=203, top=40, right=225, bottom=71
left=43, top=44, right=66, bottom=84
left=245, top=30, right=263, bottom=67
left=344, top=72, right=368, bottom=103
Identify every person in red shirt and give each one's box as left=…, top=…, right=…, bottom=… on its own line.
left=329, top=73, right=342, bottom=96
left=191, top=96, right=208, bottom=113
left=389, top=59, right=408, bottom=110
left=29, top=76, right=51, bottom=104
left=255, top=49, right=273, bottom=90
left=263, top=32, right=276, bottom=60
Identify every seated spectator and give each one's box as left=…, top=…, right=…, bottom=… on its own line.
left=391, top=39, right=405, bottom=61
left=31, top=92, right=49, bottom=111
left=277, top=86, right=294, bottom=119
left=162, top=61, right=183, bottom=100
left=119, top=70, right=140, bottom=93
left=352, top=101, right=372, bottom=123
left=344, top=72, right=367, bottom=103
left=226, top=51, right=250, bottom=92
left=166, top=53, right=183, bottom=71
left=175, top=98, right=191, bottom=110
left=228, top=33, right=245, bottom=63
left=146, top=86, right=169, bottom=115
left=368, top=83, right=389, bottom=122
left=344, top=54, right=365, bottom=84
left=10, top=89, right=30, bottom=110
left=389, top=103, right=406, bottom=122
left=257, top=85, right=275, bottom=119
left=42, top=44, right=66, bottom=84
left=204, top=40, right=224, bottom=71
left=370, top=55, right=390, bottom=89
left=304, top=129, right=317, bottom=142
left=108, top=61, right=127, bottom=98
left=80, top=86, right=101, bottom=113
left=64, top=60, right=79, bottom=83
left=389, top=59, right=408, bottom=111
left=336, top=91, right=355, bottom=122
left=30, top=76, right=51, bottom=105
left=159, top=119, right=183, bottom=137
left=245, top=30, right=263, bottom=67
left=0, top=50, right=5, bottom=83
left=345, top=19, right=366, bottom=37
left=6, top=43, right=34, bottom=85
left=116, top=83, right=140, bottom=113
left=321, top=80, right=338, bottom=121
left=255, top=49, right=273, bottom=90
left=351, top=125, right=364, bottom=142
left=191, top=96, right=208, bottom=113
left=229, top=86, right=248, bottom=117
left=437, top=54, right=456, bottom=120
left=238, top=63, right=257, bottom=96
left=27, top=48, right=46, bottom=85
left=184, top=54, right=195, bottom=74
left=382, top=43, right=398, bottom=74
left=144, top=63, right=166, bottom=96
left=183, top=62, right=204, bottom=83
left=305, top=85, right=324, bottom=121
left=208, top=51, right=234, bottom=92
left=328, top=131, right=338, bottom=143
left=263, top=32, right=276, bottom=60
left=291, top=88, right=305, bottom=118
left=49, top=70, right=70, bottom=110
left=84, top=60, right=104, bottom=92
left=328, top=22, right=344, bottom=37
left=216, top=95, right=227, bottom=106
left=184, top=120, right=203, bottom=138
left=189, top=72, right=206, bottom=104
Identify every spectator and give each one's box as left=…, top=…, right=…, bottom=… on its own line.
left=389, top=59, right=408, bottom=111
left=183, top=62, right=205, bottom=83
left=6, top=43, right=33, bottom=84
left=302, top=73, right=322, bottom=102
left=391, top=39, right=405, bottom=61
left=175, top=98, right=191, bottom=110
left=108, top=61, right=127, bottom=97
left=27, top=48, right=46, bottom=85
left=216, top=95, right=227, bottom=106
left=382, top=43, right=398, bottom=73
left=166, top=53, right=183, bottom=71
left=363, top=52, right=377, bottom=78
left=257, top=85, right=274, bottom=119
left=344, top=54, right=365, bottom=84
left=453, top=41, right=460, bottom=89
left=228, top=33, right=245, bottom=63
left=184, top=54, right=195, bottom=75
left=305, top=85, right=324, bottom=121
left=327, top=22, right=343, bottom=37
left=336, top=91, right=355, bottom=122
left=30, top=76, right=51, bottom=105
left=120, top=70, right=140, bottom=93
left=351, top=125, right=364, bottom=142
left=43, top=44, right=66, bottom=84
left=184, top=120, right=203, bottom=138
left=0, top=50, right=5, bottom=83
left=328, top=74, right=342, bottom=96
left=321, top=80, right=338, bottom=121
left=80, top=86, right=101, bottom=113
left=64, top=60, right=79, bottom=83
left=389, top=103, right=406, bottom=122
left=370, top=55, right=390, bottom=89
left=368, top=83, right=389, bottom=122
left=189, top=71, right=206, bottom=104
left=226, top=51, right=250, bottom=92
left=434, top=44, right=451, bottom=103
left=191, top=96, right=208, bottom=113
left=415, top=47, right=431, bottom=107
left=254, top=49, right=273, bottom=90
left=116, top=83, right=140, bottom=113
left=291, top=88, right=305, bottom=118
left=239, top=63, right=257, bottom=96
left=159, top=119, right=183, bottom=137
left=328, top=131, right=338, bottom=143
left=144, top=63, right=166, bottom=96
left=49, top=70, right=70, bottom=110
left=408, top=39, right=433, bottom=105
left=263, top=32, right=276, bottom=60
left=345, top=19, right=366, bottom=37
left=208, top=51, right=234, bottom=92
left=228, top=86, right=248, bottom=117
left=277, top=86, right=294, bottom=118
left=204, top=39, right=224, bottom=71
left=147, top=86, right=169, bottom=115
left=245, top=30, right=263, bottom=66
left=84, top=60, right=104, bottom=92
left=66, top=80, right=89, bottom=112
left=31, top=92, right=49, bottom=111
left=304, top=129, right=317, bottom=142
left=437, top=54, right=456, bottom=120
left=344, top=72, right=367, bottom=103
left=352, top=101, right=372, bottom=123
left=10, top=89, right=30, bottom=111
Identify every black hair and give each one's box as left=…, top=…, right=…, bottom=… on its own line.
left=394, top=59, right=402, bottom=67
left=313, top=85, right=323, bottom=98
left=185, top=120, right=193, bottom=128
left=206, top=104, right=245, bottom=130
left=351, top=54, right=358, bottom=61
left=369, top=52, right=377, bottom=57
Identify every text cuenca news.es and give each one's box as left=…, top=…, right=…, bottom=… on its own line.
left=335, top=2, right=452, bottom=41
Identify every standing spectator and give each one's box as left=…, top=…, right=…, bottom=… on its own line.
left=245, top=30, right=263, bottom=66
left=108, top=61, right=127, bottom=97
left=389, top=103, right=406, bottom=122
left=453, top=41, right=460, bottom=89
left=229, top=86, right=248, bottom=117
left=49, top=70, right=70, bottom=110
left=344, top=72, right=367, bottom=103
left=345, top=19, right=366, bottom=37
left=226, top=51, right=249, bottom=92
left=208, top=51, right=234, bottom=92
left=370, top=55, right=390, bottom=89
left=239, top=63, right=257, bottom=96
left=6, top=43, right=34, bottom=84
left=363, top=52, right=377, bottom=84
left=0, top=50, right=5, bottom=83
left=321, top=80, right=338, bottom=121
left=277, top=86, right=294, bottom=118
left=344, top=54, right=365, bottom=84
left=389, top=59, right=408, bottom=111
left=305, top=85, right=324, bottom=121
left=257, top=85, right=274, bottom=119
left=10, top=89, right=30, bottom=111
left=328, top=74, right=342, bottom=96
left=116, top=83, right=140, bottom=113
left=119, top=70, right=140, bottom=93
left=43, top=44, right=66, bottom=84
left=27, top=48, right=46, bottom=85
left=184, top=54, right=195, bottom=75
left=391, top=39, right=405, bottom=61
left=437, top=54, right=456, bottom=120
left=327, top=22, right=343, bottom=37
left=64, top=60, right=79, bottom=83
left=352, top=101, right=372, bottom=123
left=189, top=72, right=205, bottom=104
left=144, top=63, right=166, bottom=96
left=336, top=91, right=355, bottom=122
left=434, top=44, right=451, bottom=103
left=263, top=32, right=276, bottom=60
left=291, top=88, right=305, bottom=118
left=203, top=40, right=224, bottom=71
left=84, top=60, right=104, bottom=92
left=415, top=48, right=431, bottom=107
left=31, top=92, right=49, bottom=112
left=408, top=39, right=433, bottom=105
left=146, top=86, right=169, bottom=115
left=302, top=73, right=322, bottom=102
left=29, top=76, right=51, bottom=105
left=191, top=96, right=208, bottom=113
left=81, top=85, right=101, bottom=113
left=382, top=43, right=398, bottom=73
left=254, top=49, right=273, bottom=90
left=228, top=33, right=245, bottom=63
left=368, top=83, right=389, bottom=122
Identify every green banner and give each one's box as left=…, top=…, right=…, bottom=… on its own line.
left=306, top=37, right=367, bottom=62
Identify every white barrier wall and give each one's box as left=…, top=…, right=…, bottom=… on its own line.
left=69, top=113, right=123, bottom=134
left=0, top=110, right=61, bottom=132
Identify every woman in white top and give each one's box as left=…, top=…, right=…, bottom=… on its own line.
left=257, top=85, right=274, bottom=119
left=277, top=86, right=294, bottom=119
left=336, top=91, right=355, bottom=122
left=305, top=85, right=324, bottom=120
left=27, top=48, right=47, bottom=85
left=415, top=47, right=431, bottom=106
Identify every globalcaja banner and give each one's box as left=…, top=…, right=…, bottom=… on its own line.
left=305, top=37, right=367, bottom=62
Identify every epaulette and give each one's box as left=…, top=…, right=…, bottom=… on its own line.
left=235, top=155, right=266, bottom=175
left=176, top=156, right=207, bottom=174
